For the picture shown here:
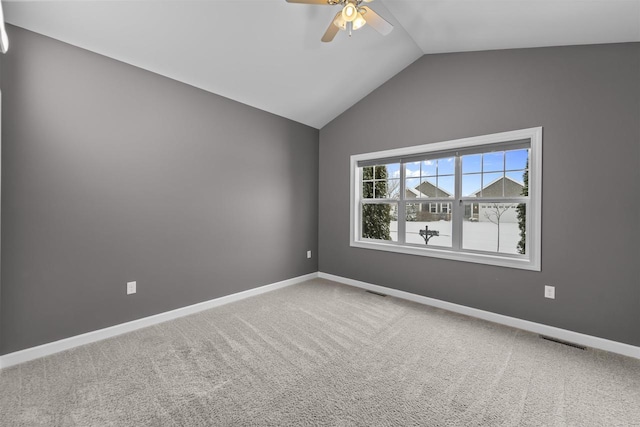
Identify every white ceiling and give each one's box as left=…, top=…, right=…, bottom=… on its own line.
left=4, top=0, right=640, bottom=129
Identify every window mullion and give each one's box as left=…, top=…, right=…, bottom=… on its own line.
left=452, top=153, right=463, bottom=251
left=397, top=164, right=406, bottom=244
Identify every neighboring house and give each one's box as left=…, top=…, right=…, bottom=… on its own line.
left=406, top=181, right=453, bottom=221
left=472, top=175, right=525, bottom=198
left=414, top=180, right=453, bottom=199
left=405, top=187, right=426, bottom=199
left=414, top=181, right=452, bottom=215
left=403, top=177, right=524, bottom=223
left=468, top=176, right=525, bottom=223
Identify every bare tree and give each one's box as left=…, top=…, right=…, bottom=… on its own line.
left=484, top=203, right=512, bottom=252
left=386, top=179, right=400, bottom=199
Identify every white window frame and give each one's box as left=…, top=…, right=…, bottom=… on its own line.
left=350, top=127, right=542, bottom=271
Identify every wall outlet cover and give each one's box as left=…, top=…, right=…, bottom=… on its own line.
left=544, top=285, right=555, bottom=299
left=307, top=250, right=312, bottom=259
left=127, top=281, right=137, bottom=295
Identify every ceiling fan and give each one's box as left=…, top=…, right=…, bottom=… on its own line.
left=286, top=0, right=393, bottom=43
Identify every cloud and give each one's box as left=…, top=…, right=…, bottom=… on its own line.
left=406, top=168, right=421, bottom=178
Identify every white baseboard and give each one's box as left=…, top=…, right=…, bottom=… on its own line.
left=0, top=272, right=319, bottom=370
left=3, top=271, right=637, bottom=369
left=318, top=272, right=640, bottom=360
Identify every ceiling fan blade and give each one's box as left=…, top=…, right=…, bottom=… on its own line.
left=286, top=0, right=332, bottom=4
left=321, top=12, right=341, bottom=42
left=361, top=6, right=393, bottom=36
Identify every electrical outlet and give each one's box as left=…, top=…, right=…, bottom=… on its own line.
left=544, top=285, right=555, bottom=299
left=127, top=281, right=137, bottom=295
left=307, top=250, right=312, bottom=259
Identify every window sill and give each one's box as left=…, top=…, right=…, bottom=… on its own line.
left=350, top=240, right=540, bottom=271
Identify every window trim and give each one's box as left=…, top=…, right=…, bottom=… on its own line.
left=350, top=127, right=542, bottom=271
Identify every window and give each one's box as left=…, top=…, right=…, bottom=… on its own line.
left=350, top=127, right=542, bottom=270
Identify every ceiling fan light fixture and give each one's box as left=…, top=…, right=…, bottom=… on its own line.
left=287, top=0, right=392, bottom=42
left=341, top=2, right=357, bottom=22
left=333, top=14, right=347, bottom=30
left=335, top=8, right=365, bottom=33
left=352, top=11, right=366, bottom=31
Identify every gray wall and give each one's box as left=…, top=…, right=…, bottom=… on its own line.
left=1, top=26, right=319, bottom=354
left=319, top=43, right=640, bottom=346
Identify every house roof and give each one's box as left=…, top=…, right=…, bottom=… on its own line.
left=405, top=187, right=427, bottom=198
left=414, top=180, right=453, bottom=198
left=470, top=175, right=524, bottom=197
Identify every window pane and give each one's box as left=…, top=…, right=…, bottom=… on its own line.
left=362, top=203, right=398, bottom=242
left=462, top=154, right=482, bottom=174
left=405, top=178, right=421, bottom=198
left=362, top=181, right=374, bottom=199
left=362, top=166, right=374, bottom=180
left=415, top=178, right=438, bottom=198
left=462, top=173, right=481, bottom=197
left=483, top=152, right=504, bottom=172
left=437, top=175, right=455, bottom=197
left=437, top=157, right=455, bottom=175
left=406, top=162, right=421, bottom=179
left=405, top=203, right=452, bottom=248
left=374, top=181, right=388, bottom=199
left=374, top=165, right=387, bottom=179
left=386, top=163, right=401, bottom=180
left=506, top=170, right=526, bottom=185
left=387, top=179, right=400, bottom=199
left=505, top=171, right=527, bottom=196
left=505, top=149, right=528, bottom=171
left=422, top=160, right=437, bottom=176
left=482, top=172, right=504, bottom=197
left=462, top=202, right=524, bottom=254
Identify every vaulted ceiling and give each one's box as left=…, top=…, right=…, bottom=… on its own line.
left=5, top=0, right=640, bottom=128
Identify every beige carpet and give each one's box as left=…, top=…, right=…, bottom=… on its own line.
left=1, top=278, right=639, bottom=426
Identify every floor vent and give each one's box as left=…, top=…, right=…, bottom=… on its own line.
left=365, top=290, right=387, bottom=297
left=540, top=335, right=587, bottom=350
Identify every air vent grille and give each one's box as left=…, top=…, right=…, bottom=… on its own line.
left=540, top=335, right=586, bottom=350
left=365, top=290, right=387, bottom=297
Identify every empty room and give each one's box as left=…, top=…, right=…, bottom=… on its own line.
left=0, top=0, right=639, bottom=425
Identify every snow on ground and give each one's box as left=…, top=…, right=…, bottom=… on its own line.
left=390, top=221, right=521, bottom=254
